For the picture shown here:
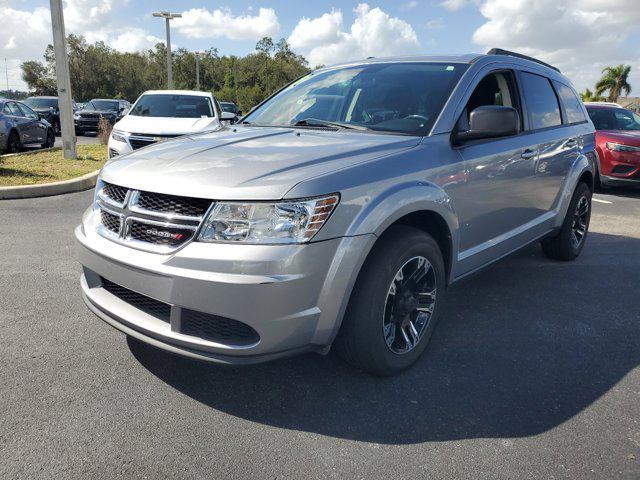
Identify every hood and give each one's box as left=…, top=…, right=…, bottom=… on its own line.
left=100, top=126, right=421, bottom=200
left=113, top=115, right=220, bottom=135
left=597, top=130, right=640, bottom=146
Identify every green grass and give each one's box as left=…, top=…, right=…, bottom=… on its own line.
left=0, top=144, right=107, bottom=187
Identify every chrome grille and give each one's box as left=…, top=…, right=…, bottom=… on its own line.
left=95, top=181, right=212, bottom=253
left=137, top=190, right=211, bottom=217
left=100, top=210, right=121, bottom=234
left=129, top=138, right=156, bottom=150
left=129, top=220, right=194, bottom=246
left=102, top=182, right=128, bottom=204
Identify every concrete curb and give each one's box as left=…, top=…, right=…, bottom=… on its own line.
left=0, top=169, right=99, bottom=200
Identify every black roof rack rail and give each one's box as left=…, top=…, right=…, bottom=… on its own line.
left=486, top=48, right=560, bottom=73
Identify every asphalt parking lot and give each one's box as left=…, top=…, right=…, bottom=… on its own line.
left=1, top=187, right=639, bottom=479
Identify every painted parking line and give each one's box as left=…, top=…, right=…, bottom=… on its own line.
left=593, top=197, right=613, bottom=204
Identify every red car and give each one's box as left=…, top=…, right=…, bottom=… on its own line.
left=585, top=104, right=640, bottom=187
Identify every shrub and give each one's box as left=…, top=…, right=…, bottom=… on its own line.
left=98, top=118, right=113, bottom=145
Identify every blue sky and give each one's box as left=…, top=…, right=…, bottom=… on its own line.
left=2, top=1, right=639, bottom=93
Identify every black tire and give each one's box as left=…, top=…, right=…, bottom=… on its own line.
left=334, top=225, right=446, bottom=376
left=41, top=129, right=55, bottom=149
left=5, top=130, right=21, bottom=154
left=541, top=182, right=591, bottom=261
left=53, top=120, right=61, bottom=136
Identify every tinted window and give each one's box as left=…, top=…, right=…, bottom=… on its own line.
left=17, top=103, right=39, bottom=119
left=554, top=82, right=586, bottom=123
left=587, top=107, right=640, bottom=131
left=520, top=72, right=561, bottom=129
left=24, top=97, right=58, bottom=109
left=129, top=94, right=214, bottom=118
left=459, top=71, right=520, bottom=132
left=221, top=102, right=237, bottom=113
left=87, top=100, right=120, bottom=111
left=4, top=102, right=22, bottom=116
left=244, top=62, right=467, bottom=136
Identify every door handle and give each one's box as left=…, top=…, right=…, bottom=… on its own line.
left=521, top=149, right=538, bottom=159
left=565, top=138, right=577, bottom=148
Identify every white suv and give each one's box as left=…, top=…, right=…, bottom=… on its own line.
left=107, top=90, right=235, bottom=158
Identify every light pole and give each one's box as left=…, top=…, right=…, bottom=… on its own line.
left=50, top=0, right=76, bottom=159
left=152, top=11, right=182, bottom=89
left=195, top=51, right=201, bottom=90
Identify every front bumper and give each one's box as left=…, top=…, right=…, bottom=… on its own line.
left=76, top=211, right=373, bottom=364
left=601, top=149, right=640, bottom=185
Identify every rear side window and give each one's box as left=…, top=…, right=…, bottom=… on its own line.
left=554, top=82, right=586, bottom=123
left=4, top=102, right=22, bottom=116
left=520, top=72, right=561, bottom=130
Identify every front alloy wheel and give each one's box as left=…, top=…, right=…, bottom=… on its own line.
left=383, top=256, right=437, bottom=354
left=335, top=225, right=445, bottom=376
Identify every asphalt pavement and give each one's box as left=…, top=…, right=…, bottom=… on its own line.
left=1, top=187, right=639, bottom=479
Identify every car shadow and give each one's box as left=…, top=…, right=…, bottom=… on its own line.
left=129, top=232, right=640, bottom=444
left=599, top=186, right=640, bottom=199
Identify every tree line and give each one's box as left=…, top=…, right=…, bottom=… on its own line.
left=20, top=35, right=311, bottom=113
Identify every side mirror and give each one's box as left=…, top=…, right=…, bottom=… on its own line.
left=221, top=111, right=236, bottom=121
left=454, top=105, right=520, bottom=144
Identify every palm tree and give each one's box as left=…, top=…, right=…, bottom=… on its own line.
left=580, top=88, right=606, bottom=102
left=595, top=65, right=632, bottom=103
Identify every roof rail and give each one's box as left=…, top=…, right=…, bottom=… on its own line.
left=486, top=48, right=560, bottom=73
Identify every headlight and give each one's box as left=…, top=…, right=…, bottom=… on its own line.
left=111, top=130, right=127, bottom=143
left=73, top=113, right=81, bottom=120
left=198, top=194, right=339, bottom=244
left=606, top=142, right=640, bottom=152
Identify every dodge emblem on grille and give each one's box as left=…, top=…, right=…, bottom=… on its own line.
left=145, top=228, right=184, bottom=240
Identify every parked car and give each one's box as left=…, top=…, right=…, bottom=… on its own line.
left=0, top=98, right=55, bottom=153
left=220, top=101, right=242, bottom=123
left=74, top=99, right=129, bottom=135
left=107, top=90, right=234, bottom=158
left=77, top=49, right=596, bottom=376
left=23, top=96, right=78, bottom=136
left=585, top=103, right=640, bottom=187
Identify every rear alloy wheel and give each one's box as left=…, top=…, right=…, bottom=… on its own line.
left=335, top=225, right=445, bottom=376
left=542, top=182, right=592, bottom=261
left=42, top=129, right=55, bottom=149
left=6, top=131, right=21, bottom=154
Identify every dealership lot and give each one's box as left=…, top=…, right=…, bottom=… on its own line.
left=1, top=188, right=639, bottom=479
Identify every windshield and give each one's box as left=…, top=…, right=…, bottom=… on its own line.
left=220, top=103, right=236, bottom=113
left=86, top=100, right=119, bottom=111
left=243, top=62, right=466, bottom=135
left=587, top=107, right=640, bottom=131
left=129, top=94, right=214, bottom=118
left=25, top=98, right=57, bottom=109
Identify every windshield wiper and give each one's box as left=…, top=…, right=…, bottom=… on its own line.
left=292, top=118, right=370, bottom=131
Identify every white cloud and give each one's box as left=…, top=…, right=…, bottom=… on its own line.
left=472, top=0, right=640, bottom=92
left=440, top=0, right=470, bottom=11
left=0, top=1, right=161, bottom=90
left=288, top=3, right=420, bottom=68
left=400, top=1, right=419, bottom=11
left=174, top=7, right=279, bottom=41
left=288, top=10, right=343, bottom=51
left=111, top=28, right=163, bottom=53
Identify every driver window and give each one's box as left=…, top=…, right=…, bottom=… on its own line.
left=458, top=71, right=518, bottom=131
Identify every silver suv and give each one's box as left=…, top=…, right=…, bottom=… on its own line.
left=76, top=49, right=596, bottom=376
